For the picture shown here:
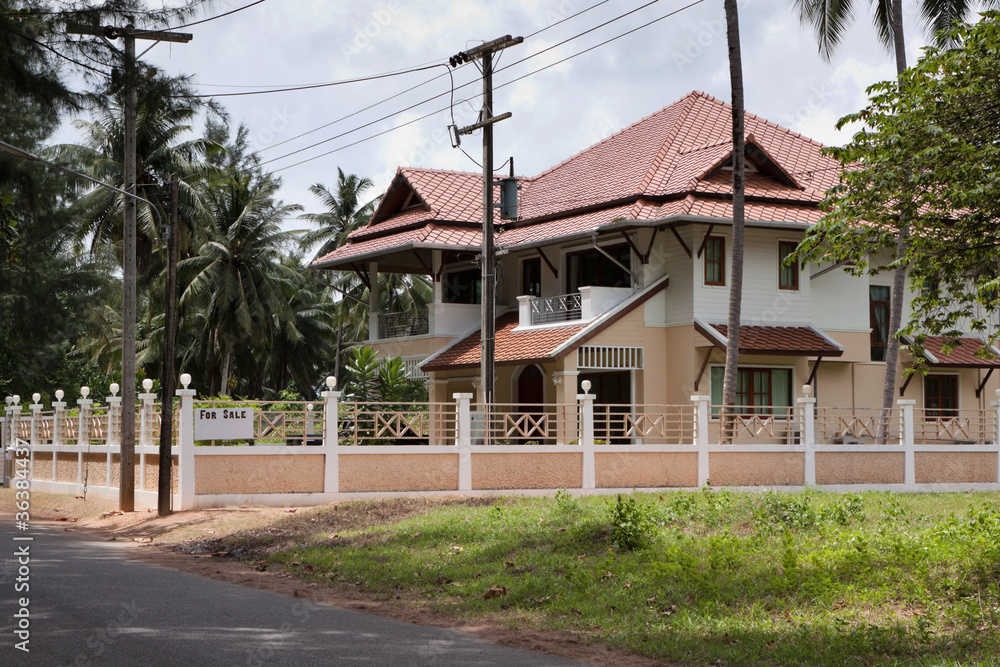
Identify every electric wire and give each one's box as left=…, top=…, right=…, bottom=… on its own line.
left=6, top=26, right=112, bottom=76
left=174, top=62, right=450, bottom=98
left=262, top=0, right=706, bottom=175
left=133, top=0, right=269, bottom=35
left=253, top=0, right=678, bottom=169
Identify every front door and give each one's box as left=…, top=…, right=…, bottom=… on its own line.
left=580, top=371, right=631, bottom=444
left=516, top=365, right=546, bottom=442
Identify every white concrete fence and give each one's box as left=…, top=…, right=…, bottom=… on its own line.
left=4, top=380, right=1000, bottom=510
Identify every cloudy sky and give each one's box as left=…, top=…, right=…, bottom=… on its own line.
left=92, top=0, right=941, bottom=227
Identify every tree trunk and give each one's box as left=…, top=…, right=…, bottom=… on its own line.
left=220, top=348, right=232, bottom=397
left=878, top=0, right=908, bottom=443
left=722, top=0, right=746, bottom=442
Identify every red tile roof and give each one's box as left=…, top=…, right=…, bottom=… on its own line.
left=698, top=322, right=844, bottom=356
left=914, top=336, right=1000, bottom=367
left=421, top=313, right=586, bottom=371
left=312, top=91, right=840, bottom=269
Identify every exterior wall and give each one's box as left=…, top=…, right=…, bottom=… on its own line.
left=194, top=454, right=325, bottom=495
left=815, top=452, right=904, bottom=484
left=655, top=226, right=695, bottom=326
left=692, top=227, right=811, bottom=326
left=709, top=452, right=805, bottom=486
left=595, top=452, right=697, bottom=487
left=339, top=453, right=458, bottom=492
left=915, top=452, right=997, bottom=483
left=472, top=452, right=582, bottom=489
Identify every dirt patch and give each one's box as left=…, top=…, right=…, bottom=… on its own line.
left=0, top=490, right=665, bottom=666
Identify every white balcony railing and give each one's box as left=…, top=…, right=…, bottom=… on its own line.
left=529, top=293, right=582, bottom=324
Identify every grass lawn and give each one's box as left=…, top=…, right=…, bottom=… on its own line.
left=187, top=489, right=1000, bottom=666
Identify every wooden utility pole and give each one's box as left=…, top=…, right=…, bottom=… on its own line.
left=159, top=172, right=180, bottom=516
left=68, top=23, right=191, bottom=511
left=450, top=35, right=522, bottom=424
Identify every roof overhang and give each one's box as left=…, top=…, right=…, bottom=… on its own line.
left=694, top=318, right=844, bottom=357
left=902, top=335, right=1000, bottom=368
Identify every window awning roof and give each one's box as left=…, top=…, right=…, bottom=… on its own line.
left=904, top=336, right=1000, bottom=368
left=695, top=320, right=844, bottom=357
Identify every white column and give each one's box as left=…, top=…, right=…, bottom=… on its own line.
left=52, top=392, right=66, bottom=447
left=177, top=376, right=196, bottom=510
left=106, top=391, right=121, bottom=488
left=578, top=382, right=595, bottom=490
left=137, top=384, right=157, bottom=493
left=454, top=393, right=472, bottom=491
left=322, top=376, right=340, bottom=494
left=692, top=395, right=710, bottom=487
left=29, top=395, right=42, bottom=447
left=994, top=390, right=1000, bottom=484
left=368, top=261, right=380, bottom=341
left=798, top=385, right=817, bottom=487
left=76, top=389, right=92, bottom=485
left=898, top=399, right=916, bottom=486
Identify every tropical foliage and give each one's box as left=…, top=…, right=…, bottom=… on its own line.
left=0, top=1, right=422, bottom=401
left=798, top=13, right=1000, bottom=357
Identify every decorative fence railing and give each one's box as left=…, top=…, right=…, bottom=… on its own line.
left=378, top=310, right=429, bottom=339
left=529, top=292, right=582, bottom=324
left=4, top=384, right=1000, bottom=509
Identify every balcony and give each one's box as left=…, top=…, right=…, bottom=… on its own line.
left=377, top=310, right=429, bottom=339
left=518, top=286, right=633, bottom=328
left=529, top=293, right=582, bottom=324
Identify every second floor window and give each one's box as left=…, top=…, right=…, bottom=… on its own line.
left=522, top=258, right=541, bottom=297
left=704, top=236, right=725, bottom=286
left=567, top=245, right=631, bottom=294
left=444, top=268, right=482, bottom=304
left=778, top=241, right=799, bottom=290
left=870, top=285, right=891, bottom=361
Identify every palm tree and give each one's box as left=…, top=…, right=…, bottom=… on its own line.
left=791, top=0, right=993, bottom=439
left=180, top=172, right=301, bottom=395
left=300, top=168, right=377, bottom=261
left=721, top=0, right=747, bottom=437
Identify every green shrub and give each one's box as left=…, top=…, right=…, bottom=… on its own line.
left=608, top=494, right=656, bottom=550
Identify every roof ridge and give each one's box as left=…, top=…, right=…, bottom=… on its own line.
left=525, top=92, right=706, bottom=186
left=635, top=92, right=702, bottom=194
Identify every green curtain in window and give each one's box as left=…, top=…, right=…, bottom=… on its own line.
left=771, top=369, right=791, bottom=416
left=710, top=366, right=724, bottom=417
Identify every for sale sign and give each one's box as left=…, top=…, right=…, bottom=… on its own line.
left=195, top=407, right=255, bottom=440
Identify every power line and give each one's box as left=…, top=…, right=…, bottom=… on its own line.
left=6, top=26, right=112, bottom=76
left=173, top=62, right=450, bottom=98
left=262, top=0, right=706, bottom=175
left=134, top=0, right=268, bottom=35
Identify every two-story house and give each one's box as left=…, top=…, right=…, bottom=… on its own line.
left=313, top=91, right=1000, bottom=429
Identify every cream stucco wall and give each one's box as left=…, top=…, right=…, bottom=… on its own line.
left=709, top=452, right=804, bottom=486
left=816, top=452, right=904, bottom=484
left=472, top=452, right=582, bottom=489
left=195, top=454, right=325, bottom=495
left=595, top=452, right=697, bottom=488
left=915, top=452, right=997, bottom=484
left=339, top=453, right=459, bottom=492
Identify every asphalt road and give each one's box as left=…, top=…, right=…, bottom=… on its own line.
left=0, top=517, right=589, bottom=666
